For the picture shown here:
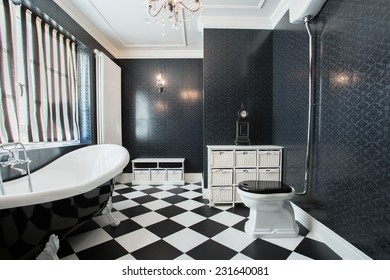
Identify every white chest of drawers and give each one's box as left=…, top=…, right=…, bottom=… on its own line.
left=207, top=145, right=283, bottom=206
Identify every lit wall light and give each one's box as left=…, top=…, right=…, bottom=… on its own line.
left=157, top=72, right=164, bottom=93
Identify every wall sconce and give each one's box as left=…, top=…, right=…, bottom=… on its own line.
left=157, top=72, right=164, bottom=93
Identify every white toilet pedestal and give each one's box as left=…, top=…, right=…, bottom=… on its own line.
left=244, top=199, right=299, bottom=238
left=237, top=184, right=299, bottom=238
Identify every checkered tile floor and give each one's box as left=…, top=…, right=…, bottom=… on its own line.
left=58, top=181, right=342, bottom=260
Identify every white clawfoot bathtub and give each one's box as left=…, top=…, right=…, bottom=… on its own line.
left=0, top=144, right=130, bottom=259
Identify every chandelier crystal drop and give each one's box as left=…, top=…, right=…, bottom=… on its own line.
left=144, top=0, right=202, bottom=31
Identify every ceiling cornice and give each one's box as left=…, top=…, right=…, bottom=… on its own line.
left=53, top=0, right=119, bottom=57
left=116, top=49, right=203, bottom=59
left=270, top=0, right=289, bottom=28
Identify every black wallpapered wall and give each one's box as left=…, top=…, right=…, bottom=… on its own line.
left=203, top=29, right=274, bottom=176
left=273, top=0, right=390, bottom=259
left=117, top=59, right=203, bottom=173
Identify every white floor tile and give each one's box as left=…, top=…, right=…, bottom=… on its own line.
left=156, top=185, right=177, bottom=191
left=170, top=211, right=206, bottom=227
left=164, top=228, right=208, bottom=253
left=209, top=211, right=245, bottom=227
left=67, top=228, right=112, bottom=253
left=212, top=228, right=256, bottom=252
left=182, top=184, right=202, bottom=191
left=262, top=235, right=305, bottom=251
left=175, top=199, right=205, bottom=210
left=115, top=228, right=160, bottom=253
left=287, top=252, right=313, bottom=260
left=122, top=191, right=147, bottom=199
left=175, top=254, right=195, bottom=260
left=131, top=211, right=166, bottom=227
left=131, top=185, right=153, bottom=191
left=150, top=190, right=175, bottom=199
left=116, top=254, right=136, bottom=260
left=142, top=199, right=172, bottom=211
left=178, top=191, right=202, bottom=199
left=114, top=184, right=129, bottom=191
left=113, top=199, right=139, bottom=211
left=231, top=253, right=254, bottom=260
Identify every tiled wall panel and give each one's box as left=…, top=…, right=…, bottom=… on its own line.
left=203, top=29, right=274, bottom=178
left=118, top=59, right=203, bottom=173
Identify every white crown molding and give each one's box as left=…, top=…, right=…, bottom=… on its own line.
left=53, top=0, right=119, bottom=57
left=199, top=16, right=273, bottom=30
left=116, top=49, right=203, bottom=59
left=270, top=0, right=289, bottom=28
left=204, top=0, right=266, bottom=10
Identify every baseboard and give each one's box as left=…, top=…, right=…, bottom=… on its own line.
left=116, top=173, right=203, bottom=184
left=292, top=203, right=372, bottom=260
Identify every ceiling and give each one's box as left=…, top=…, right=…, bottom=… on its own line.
left=53, top=0, right=289, bottom=59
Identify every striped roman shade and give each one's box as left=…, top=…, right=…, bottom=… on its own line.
left=0, top=0, right=79, bottom=144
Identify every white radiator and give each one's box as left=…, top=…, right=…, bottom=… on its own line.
left=95, top=50, right=122, bottom=145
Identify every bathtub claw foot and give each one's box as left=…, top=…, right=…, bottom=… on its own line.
left=36, top=234, right=60, bottom=260
left=102, top=197, right=120, bottom=227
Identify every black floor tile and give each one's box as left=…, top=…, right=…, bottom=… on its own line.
left=141, top=187, right=164, bottom=195
left=191, top=205, right=223, bottom=218
left=132, top=195, right=158, bottom=204
left=111, top=195, right=129, bottom=204
left=231, top=219, right=247, bottom=232
left=131, top=240, right=183, bottom=260
left=103, top=219, right=142, bottom=238
left=167, top=188, right=190, bottom=194
left=241, top=239, right=293, bottom=260
left=294, top=238, right=342, bottom=260
left=146, top=219, right=185, bottom=238
left=155, top=205, right=187, bottom=218
left=296, top=221, right=310, bottom=236
left=226, top=204, right=250, bottom=217
left=187, top=240, right=237, bottom=260
left=76, top=240, right=128, bottom=260
left=120, top=205, right=151, bottom=218
left=162, top=195, right=188, bottom=204
left=189, top=219, right=229, bottom=238
left=115, top=187, right=136, bottom=195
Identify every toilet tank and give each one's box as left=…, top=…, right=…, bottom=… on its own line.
left=289, top=0, right=327, bottom=24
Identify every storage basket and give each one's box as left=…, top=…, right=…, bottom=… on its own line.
left=235, top=168, right=257, bottom=184
left=211, top=186, right=233, bottom=202
left=235, top=150, right=257, bottom=167
left=258, top=168, right=280, bottom=181
left=151, top=169, right=166, bottom=182
left=211, top=151, right=234, bottom=167
left=211, top=169, right=233, bottom=185
left=133, top=169, right=150, bottom=181
left=258, top=151, right=280, bottom=167
left=167, top=169, right=182, bottom=181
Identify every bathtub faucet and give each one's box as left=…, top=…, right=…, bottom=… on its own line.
left=0, top=142, right=33, bottom=195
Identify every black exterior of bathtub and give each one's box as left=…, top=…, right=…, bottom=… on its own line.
left=0, top=182, right=113, bottom=260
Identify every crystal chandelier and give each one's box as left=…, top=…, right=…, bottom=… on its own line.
left=144, top=0, right=202, bottom=32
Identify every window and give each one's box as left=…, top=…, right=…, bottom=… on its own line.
left=0, top=0, right=90, bottom=147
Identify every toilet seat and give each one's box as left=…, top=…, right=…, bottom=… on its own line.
left=238, top=180, right=293, bottom=194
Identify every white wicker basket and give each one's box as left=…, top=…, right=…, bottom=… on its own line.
left=258, top=168, right=280, bottom=181
left=235, top=150, right=257, bottom=167
left=258, top=151, right=280, bottom=167
left=211, top=151, right=234, bottom=167
left=211, top=169, right=233, bottom=185
left=235, top=168, right=257, bottom=184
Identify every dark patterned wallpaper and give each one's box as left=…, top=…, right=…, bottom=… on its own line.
left=203, top=29, right=274, bottom=176
left=118, top=59, right=203, bottom=173
left=273, top=0, right=390, bottom=259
